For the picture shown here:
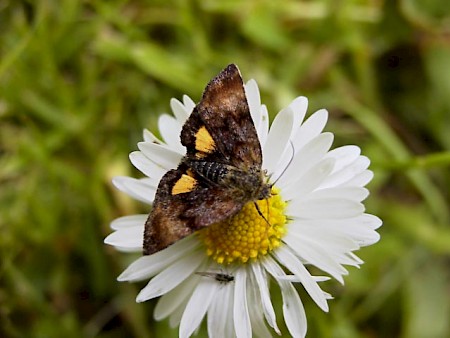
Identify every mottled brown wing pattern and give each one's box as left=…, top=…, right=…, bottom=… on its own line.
left=143, top=169, right=193, bottom=255
left=143, top=165, right=244, bottom=255
left=180, top=64, right=262, bottom=171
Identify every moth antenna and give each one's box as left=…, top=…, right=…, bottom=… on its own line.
left=254, top=142, right=294, bottom=232
left=270, top=140, right=295, bottom=187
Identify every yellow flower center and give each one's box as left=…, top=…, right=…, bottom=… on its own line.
left=199, top=188, right=287, bottom=265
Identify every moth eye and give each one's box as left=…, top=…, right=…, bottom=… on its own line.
left=195, top=126, right=216, bottom=156
left=172, top=174, right=197, bottom=195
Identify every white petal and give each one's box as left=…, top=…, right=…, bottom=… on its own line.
left=158, top=114, right=184, bottom=153
left=320, top=156, right=370, bottom=189
left=277, top=132, right=334, bottom=189
left=110, top=214, right=147, bottom=230
left=342, top=170, right=374, bottom=187
left=261, top=257, right=307, bottom=338
left=262, top=107, right=295, bottom=175
left=288, top=196, right=365, bottom=219
left=358, top=230, right=380, bottom=246
left=348, top=252, right=364, bottom=264
left=118, top=237, right=200, bottom=282
left=112, top=176, right=156, bottom=204
left=292, top=109, right=328, bottom=151
left=247, top=280, right=273, bottom=338
left=169, top=303, right=186, bottom=328
left=224, top=280, right=236, bottom=337
left=340, top=252, right=364, bottom=266
left=234, top=268, right=251, bottom=338
left=257, top=105, right=269, bottom=146
left=244, top=79, right=262, bottom=127
left=170, top=97, right=191, bottom=123
left=108, top=246, right=140, bottom=253
left=179, top=280, right=218, bottom=338
left=293, top=214, right=382, bottom=231
left=275, top=274, right=297, bottom=282
left=182, top=95, right=196, bottom=115
left=289, top=96, right=308, bottom=128
left=305, top=187, right=369, bottom=203
left=283, top=232, right=349, bottom=283
left=324, top=145, right=361, bottom=173
left=250, top=316, right=272, bottom=338
left=280, top=282, right=307, bottom=338
left=336, top=218, right=381, bottom=246
left=216, top=280, right=236, bottom=338
left=278, top=275, right=334, bottom=286
left=270, top=141, right=294, bottom=183
left=290, top=222, right=360, bottom=252
left=362, top=214, right=383, bottom=229
left=129, top=151, right=166, bottom=181
left=154, top=274, right=200, bottom=320
left=289, top=219, right=363, bottom=249
left=104, top=226, right=143, bottom=251
left=143, top=129, right=163, bottom=143
left=250, top=263, right=280, bottom=334
left=282, top=158, right=335, bottom=201
left=136, top=248, right=204, bottom=301
left=118, top=256, right=163, bottom=282
left=273, top=246, right=328, bottom=311
left=269, top=97, right=309, bottom=182
left=138, top=141, right=183, bottom=170
left=291, top=215, right=381, bottom=247
left=207, top=282, right=234, bottom=338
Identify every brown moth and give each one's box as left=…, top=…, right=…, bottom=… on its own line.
left=143, top=64, right=271, bottom=255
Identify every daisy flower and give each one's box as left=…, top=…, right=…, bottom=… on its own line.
left=105, top=67, right=382, bottom=338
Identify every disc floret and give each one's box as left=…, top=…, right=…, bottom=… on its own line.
left=200, top=188, right=287, bottom=264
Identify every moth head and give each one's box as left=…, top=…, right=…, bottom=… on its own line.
left=257, top=181, right=272, bottom=201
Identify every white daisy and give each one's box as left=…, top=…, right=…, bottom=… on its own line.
left=105, top=72, right=382, bottom=338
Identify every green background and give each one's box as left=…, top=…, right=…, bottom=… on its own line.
left=1, top=1, right=450, bottom=337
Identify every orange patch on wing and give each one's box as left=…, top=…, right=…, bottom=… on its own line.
left=172, top=173, right=197, bottom=195
left=195, top=126, right=215, bottom=156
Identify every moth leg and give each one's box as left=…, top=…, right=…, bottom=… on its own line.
left=253, top=201, right=271, bottom=227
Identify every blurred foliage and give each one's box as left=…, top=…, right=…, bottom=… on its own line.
left=1, top=0, right=450, bottom=337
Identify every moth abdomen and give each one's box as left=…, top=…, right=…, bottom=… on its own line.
left=188, top=160, right=229, bottom=184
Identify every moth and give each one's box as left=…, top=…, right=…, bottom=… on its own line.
left=143, top=64, right=271, bottom=255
